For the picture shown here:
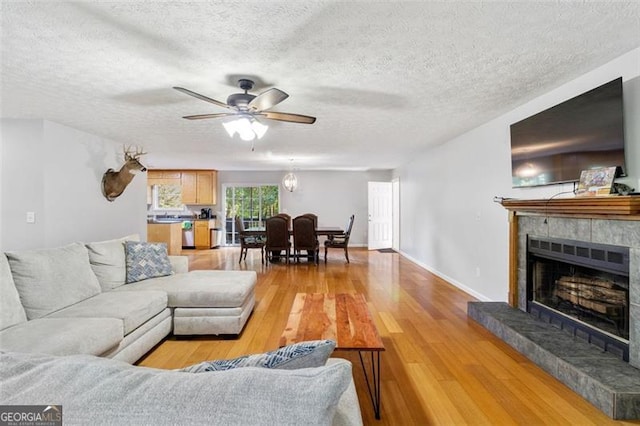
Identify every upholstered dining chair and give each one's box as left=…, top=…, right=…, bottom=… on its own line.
left=265, top=216, right=291, bottom=264
left=275, top=213, right=292, bottom=230
left=293, top=215, right=319, bottom=264
left=324, top=214, right=355, bottom=263
left=301, top=213, right=318, bottom=229
left=235, top=216, right=265, bottom=264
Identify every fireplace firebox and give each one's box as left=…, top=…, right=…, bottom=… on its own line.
left=527, top=235, right=630, bottom=360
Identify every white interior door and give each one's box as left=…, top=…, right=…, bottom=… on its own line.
left=392, top=177, right=400, bottom=251
left=368, top=182, right=393, bottom=250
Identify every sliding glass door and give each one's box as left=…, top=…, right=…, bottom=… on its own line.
left=224, top=185, right=279, bottom=245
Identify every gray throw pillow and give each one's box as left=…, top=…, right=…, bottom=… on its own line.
left=6, top=243, right=102, bottom=320
left=0, top=254, right=27, bottom=330
left=125, top=242, right=173, bottom=284
left=86, top=234, right=140, bottom=291
left=180, top=340, right=336, bottom=372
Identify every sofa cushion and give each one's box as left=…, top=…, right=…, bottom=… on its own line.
left=86, top=234, right=140, bottom=291
left=47, top=291, right=168, bottom=335
left=181, top=340, right=336, bottom=372
left=0, top=254, right=27, bottom=331
left=0, top=351, right=352, bottom=426
left=0, top=317, right=123, bottom=356
left=6, top=243, right=102, bottom=320
left=125, top=241, right=173, bottom=283
left=115, top=270, right=257, bottom=308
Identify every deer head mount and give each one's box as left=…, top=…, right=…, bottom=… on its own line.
left=101, top=146, right=147, bottom=202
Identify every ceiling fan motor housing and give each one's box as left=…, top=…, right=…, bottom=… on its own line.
left=227, top=93, right=256, bottom=110
left=227, top=79, right=257, bottom=110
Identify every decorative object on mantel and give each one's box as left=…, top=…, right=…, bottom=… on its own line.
left=613, top=182, right=635, bottom=196
left=575, top=166, right=617, bottom=197
left=173, top=79, right=316, bottom=148
left=101, top=146, right=147, bottom=202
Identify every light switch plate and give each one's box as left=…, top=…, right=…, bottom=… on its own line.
left=26, top=211, right=35, bottom=223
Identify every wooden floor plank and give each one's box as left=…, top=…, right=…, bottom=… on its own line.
left=137, top=247, right=639, bottom=425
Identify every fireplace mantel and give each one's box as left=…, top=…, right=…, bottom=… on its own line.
left=500, top=195, right=640, bottom=219
left=499, top=195, right=640, bottom=307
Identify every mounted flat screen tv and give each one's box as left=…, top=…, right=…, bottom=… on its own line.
left=510, top=77, right=625, bottom=188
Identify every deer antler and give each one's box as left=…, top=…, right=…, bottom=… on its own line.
left=123, top=145, right=147, bottom=160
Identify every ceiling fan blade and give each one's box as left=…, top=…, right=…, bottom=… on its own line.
left=262, top=111, right=316, bottom=124
left=182, top=113, right=236, bottom=120
left=248, top=88, right=289, bottom=112
left=173, top=87, right=231, bottom=110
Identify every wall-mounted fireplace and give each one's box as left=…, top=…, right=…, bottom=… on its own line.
left=527, top=236, right=630, bottom=360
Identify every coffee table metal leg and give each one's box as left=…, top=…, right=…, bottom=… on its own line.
left=358, top=351, right=381, bottom=420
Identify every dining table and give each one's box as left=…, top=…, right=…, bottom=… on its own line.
left=245, top=226, right=345, bottom=263
left=244, top=226, right=344, bottom=237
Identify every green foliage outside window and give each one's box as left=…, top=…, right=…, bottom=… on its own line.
left=226, top=185, right=279, bottom=223
left=225, top=185, right=279, bottom=244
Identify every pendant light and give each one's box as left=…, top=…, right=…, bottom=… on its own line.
left=282, top=159, right=298, bottom=192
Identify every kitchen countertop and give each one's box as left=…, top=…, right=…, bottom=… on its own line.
left=147, top=217, right=216, bottom=224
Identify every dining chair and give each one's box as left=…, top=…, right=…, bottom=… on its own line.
left=275, top=213, right=292, bottom=230
left=324, top=214, right=355, bottom=263
left=301, top=213, right=318, bottom=229
left=265, top=216, right=291, bottom=264
left=293, top=215, right=319, bottom=264
left=235, top=216, right=265, bottom=264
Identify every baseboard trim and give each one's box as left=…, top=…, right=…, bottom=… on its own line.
left=398, top=250, right=491, bottom=302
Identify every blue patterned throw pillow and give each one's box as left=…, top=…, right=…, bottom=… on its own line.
left=124, top=241, right=173, bottom=284
left=180, top=340, right=336, bottom=373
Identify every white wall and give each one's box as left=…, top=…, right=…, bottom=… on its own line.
left=0, top=119, right=147, bottom=251
left=397, top=48, right=640, bottom=302
left=218, top=169, right=392, bottom=246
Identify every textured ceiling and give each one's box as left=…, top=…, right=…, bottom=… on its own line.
left=1, top=1, right=639, bottom=171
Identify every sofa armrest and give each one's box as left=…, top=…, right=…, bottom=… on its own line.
left=168, top=256, right=189, bottom=274
left=328, top=358, right=363, bottom=426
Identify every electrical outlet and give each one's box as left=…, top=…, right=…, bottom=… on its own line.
left=26, top=211, right=36, bottom=223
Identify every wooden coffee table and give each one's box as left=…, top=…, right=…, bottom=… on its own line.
left=280, top=293, right=385, bottom=419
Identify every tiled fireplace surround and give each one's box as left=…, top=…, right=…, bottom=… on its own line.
left=468, top=197, right=640, bottom=419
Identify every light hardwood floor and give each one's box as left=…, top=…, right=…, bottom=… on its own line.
left=138, top=247, right=639, bottom=425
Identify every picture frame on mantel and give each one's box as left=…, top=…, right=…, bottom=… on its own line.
left=575, top=166, right=617, bottom=197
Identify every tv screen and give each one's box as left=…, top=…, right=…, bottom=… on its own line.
left=510, top=77, right=625, bottom=188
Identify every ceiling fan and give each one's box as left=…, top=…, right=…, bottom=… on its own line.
left=173, top=79, right=316, bottom=125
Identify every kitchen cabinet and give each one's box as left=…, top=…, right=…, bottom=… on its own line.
left=147, top=170, right=182, bottom=186
left=147, top=169, right=217, bottom=206
left=180, top=172, right=197, bottom=204
left=194, top=219, right=216, bottom=248
left=181, top=170, right=217, bottom=205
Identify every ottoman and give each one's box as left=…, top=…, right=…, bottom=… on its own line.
left=115, top=270, right=257, bottom=335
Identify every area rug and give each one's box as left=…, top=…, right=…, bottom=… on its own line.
left=377, top=248, right=396, bottom=253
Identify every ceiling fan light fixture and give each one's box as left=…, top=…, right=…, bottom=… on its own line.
left=223, top=116, right=268, bottom=141
left=252, top=120, right=268, bottom=139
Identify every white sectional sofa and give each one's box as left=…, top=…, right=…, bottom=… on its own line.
left=0, top=235, right=256, bottom=363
